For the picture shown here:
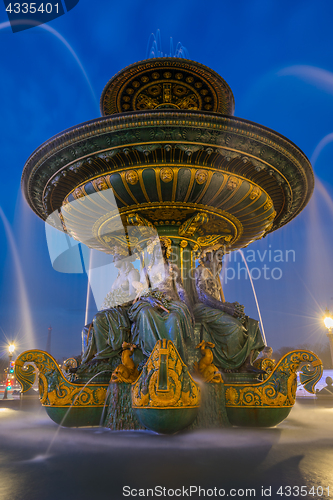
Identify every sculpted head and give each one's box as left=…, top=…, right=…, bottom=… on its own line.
left=195, top=170, right=208, bottom=185
left=95, top=177, right=108, bottom=191
left=160, top=168, right=173, bottom=183
left=112, top=246, right=135, bottom=268
left=200, top=247, right=224, bottom=269
left=125, top=170, right=139, bottom=185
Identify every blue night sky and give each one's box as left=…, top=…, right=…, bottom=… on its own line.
left=1, top=0, right=333, bottom=360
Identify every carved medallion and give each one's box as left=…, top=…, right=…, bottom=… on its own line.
left=101, top=58, right=235, bottom=115
left=160, top=167, right=174, bottom=182
left=195, top=169, right=208, bottom=184
left=125, top=170, right=139, bottom=185
left=73, top=187, right=85, bottom=199
left=227, top=176, right=241, bottom=191
left=93, top=176, right=108, bottom=191
left=250, top=186, right=261, bottom=200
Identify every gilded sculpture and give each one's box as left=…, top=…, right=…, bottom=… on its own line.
left=193, top=247, right=266, bottom=373
left=194, top=341, right=224, bottom=383
left=110, top=342, right=139, bottom=383
left=17, top=55, right=321, bottom=432
left=125, top=170, right=139, bottom=185
left=80, top=249, right=139, bottom=366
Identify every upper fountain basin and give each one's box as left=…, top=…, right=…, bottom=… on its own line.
left=21, top=58, right=313, bottom=254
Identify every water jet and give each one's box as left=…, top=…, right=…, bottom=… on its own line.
left=16, top=56, right=322, bottom=432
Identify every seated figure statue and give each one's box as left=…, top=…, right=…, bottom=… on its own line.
left=81, top=249, right=140, bottom=364
left=128, top=237, right=194, bottom=363
left=193, top=247, right=265, bottom=372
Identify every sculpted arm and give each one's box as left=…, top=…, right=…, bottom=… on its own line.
left=195, top=267, right=245, bottom=320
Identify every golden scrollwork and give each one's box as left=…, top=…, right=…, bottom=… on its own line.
left=264, top=200, right=273, bottom=210
left=46, top=383, right=108, bottom=407
left=178, top=94, right=199, bottom=110
left=253, top=357, right=275, bottom=378
left=14, top=350, right=109, bottom=407
left=136, top=94, right=159, bottom=110
left=197, top=235, right=225, bottom=247
left=125, top=170, right=139, bottom=185
left=200, top=218, right=231, bottom=234
left=178, top=212, right=209, bottom=237
left=39, top=373, right=49, bottom=404
left=195, top=169, right=208, bottom=185
left=144, top=208, right=193, bottom=221
left=126, top=213, right=155, bottom=228
left=179, top=240, right=188, bottom=248
left=132, top=340, right=200, bottom=409
left=225, top=350, right=323, bottom=408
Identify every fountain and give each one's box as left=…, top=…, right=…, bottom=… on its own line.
left=15, top=56, right=323, bottom=432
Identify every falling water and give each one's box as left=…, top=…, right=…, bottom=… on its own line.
left=84, top=249, right=93, bottom=326
left=45, top=370, right=112, bottom=457
left=0, top=207, right=35, bottom=349
left=238, top=249, right=267, bottom=345
left=0, top=20, right=98, bottom=111
left=99, top=384, right=112, bottom=428
left=306, top=178, right=333, bottom=316
left=310, top=133, right=333, bottom=166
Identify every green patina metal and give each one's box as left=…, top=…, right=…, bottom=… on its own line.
left=134, top=408, right=199, bottom=434
left=45, top=407, right=105, bottom=428
left=226, top=407, right=292, bottom=428
left=17, top=57, right=321, bottom=431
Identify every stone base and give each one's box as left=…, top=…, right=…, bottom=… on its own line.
left=104, top=383, right=145, bottom=431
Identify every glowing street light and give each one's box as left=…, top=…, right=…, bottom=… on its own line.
left=2, top=344, right=15, bottom=400
left=323, top=308, right=333, bottom=367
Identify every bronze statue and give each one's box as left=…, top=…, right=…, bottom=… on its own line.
left=100, top=250, right=140, bottom=309
left=128, top=237, right=194, bottom=362
left=193, top=247, right=265, bottom=373
left=81, top=250, right=139, bottom=365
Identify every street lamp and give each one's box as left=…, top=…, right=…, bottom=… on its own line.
left=3, top=344, right=15, bottom=400
left=323, top=308, right=333, bottom=367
